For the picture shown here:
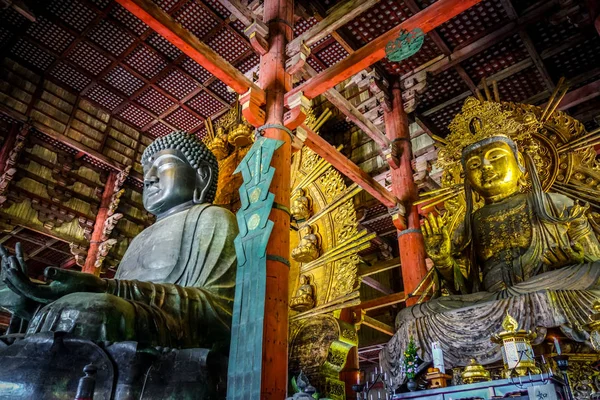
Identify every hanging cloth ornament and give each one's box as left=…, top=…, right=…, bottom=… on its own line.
left=385, top=27, right=425, bottom=62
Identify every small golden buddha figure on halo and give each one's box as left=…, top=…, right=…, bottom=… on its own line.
left=207, top=126, right=230, bottom=161
left=291, top=189, right=311, bottom=222
left=292, top=225, right=320, bottom=263
left=290, top=274, right=316, bottom=312
left=381, top=96, right=600, bottom=385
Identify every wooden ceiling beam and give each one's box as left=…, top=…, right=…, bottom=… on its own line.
left=353, top=291, right=406, bottom=313
left=545, top=79, right=600, bottom=111
left=287, top=0, right=381, bottom=56
left=362, top=276, right=394, bottom=295
left=359, top=257, right=400, bottom=277
left=285, top=0, right=483, bottom=104
left=115, top=0, right=263, bottom=96
left=361, top=314, right=394, bottom=336
left=218, top=0, right=257, bottom=27
left=298, top=123, right=399, bottom=209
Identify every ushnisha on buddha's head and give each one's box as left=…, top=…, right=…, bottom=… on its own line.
left=141, top=131, right=218, bottom=218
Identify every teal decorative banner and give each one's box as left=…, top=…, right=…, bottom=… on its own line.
left=227, top=136, right=284, bottom=400
left=385, top=27, right=424, bottom=62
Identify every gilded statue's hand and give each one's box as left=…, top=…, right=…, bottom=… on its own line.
left=422, top=213, right=452, bottom=265
left=541, top=241, right=585, bottom=268
left=1, top=243, right=107, bottom=304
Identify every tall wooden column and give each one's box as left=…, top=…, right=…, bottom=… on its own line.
left=384, top=80, right=428, bottom=306
left=82, top=171, right=117, bottom=275
left=258, top=0, right=293, bottom=397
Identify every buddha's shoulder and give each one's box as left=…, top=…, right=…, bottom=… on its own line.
left=193, top=203, right=237, bottom=227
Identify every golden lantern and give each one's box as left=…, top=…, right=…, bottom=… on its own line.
left=491, top=313, right=541, bottom=377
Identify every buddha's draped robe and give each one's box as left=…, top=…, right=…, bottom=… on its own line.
left=26, top=204, right=237, bottom=349
left=381, top=193, right=600, bottom=387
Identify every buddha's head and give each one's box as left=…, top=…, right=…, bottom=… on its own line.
left=141, top=131, right=218, bottom=217
left=462, top=136, right=524, bottom=203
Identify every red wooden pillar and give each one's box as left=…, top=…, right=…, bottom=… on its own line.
left=257, top=0, right=293, bottom=397
left=82, top=171, right=117, bottom=275
left=384, top=80, right=428, bottom=306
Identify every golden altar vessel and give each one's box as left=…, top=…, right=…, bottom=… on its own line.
left=460, top=359, right=491, bottom=384
left=381, top=81, right=600, bottom=389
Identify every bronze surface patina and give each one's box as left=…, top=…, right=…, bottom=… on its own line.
left=0, top=131, right=238, bottom=399
left=381, top=93, right=600, bottom=388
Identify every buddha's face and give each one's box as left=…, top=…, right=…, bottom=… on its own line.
left=464, top=141, right=522, bottom=203
left=142, top=149, right=197, bottom=215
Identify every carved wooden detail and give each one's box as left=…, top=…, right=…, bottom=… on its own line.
left=69, top=243, right=88, bottom=268
left=94, top=238, right=117, bottom=269
left=31, top=197, right=76, bottom=230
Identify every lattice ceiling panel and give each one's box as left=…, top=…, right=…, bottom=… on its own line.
left=526, top=17, right=582, bottom=52
left=68, top=41, right=112, bottom=75
left=417, top=68, right=469, bottom=111
left=37, top=247, right=73, bottom=266
left=11, top=39, right=56, bottom=71
left=158, top=68, right=199, bottom=100
left=146, top=32, right=183, bottom=60
left=87, top=20, right=136, bottom=58
left=164, top=107, right=203, bottom=131
left=147, top=121, right=172, bottom=138
left=174, top=1, right=219, bottom=39
left=104, top=65, right=145, bottom=96
left=87, top=83, right=125, bottom=112
left=363, top=215, right=395, bottom=234
left=363, top=203, right=388, bottom=221
left=208, top=80, right=236, bottom=103
left=496, top=66, right=545, bottom=103
left=231, top=19, right=247, bottom=36
left=180, top=57, right=214, bottom=84
left=428, top=100, right=463, bottom=136
left=343, top=0, right=413, bottom=46
left=124, top=44, right=168, bottom=79
left=237, top=53, right=260, bottom=74
left=110, top=4, right=148, bottom=36
left=436, top=0, right=509, bottom=49
left=3, top=7, right=29, bottom=29
left=135, top=87, right=176, bottom=116
left=50, top=62, right=92, bottom=92
left=307, top=57, right=325, bottom=73
left=207, top=28, right=251, bottom=63
left=195, top=124, right=208, bottom=141
left=203, top=0, right=231, bottom=19
left=26, top=16, right=75, bottom=54
left=47, top=0, right=97, bottom=33
left=545, top=36, right=600, bottom=81
left=379, top=35, right=441, bottom=75
left=118, top=104, right=154, bottom=128
left=315, top=41, right=349, bottom=67
left=90, top=0, right=111, bottom=9
left=294, top=17, right=318, bottom=37
left=0, top=27, right=13, bottom=47
left=462, top=34, right=528, bottom=81
left=155, top=0, right=180, bottom=12
left=186, top=91, right=224, bottom=118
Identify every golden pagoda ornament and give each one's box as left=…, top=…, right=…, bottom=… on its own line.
left=491, top=313, right=541, bottom=377
left=460, top=359, right=491, bottom=384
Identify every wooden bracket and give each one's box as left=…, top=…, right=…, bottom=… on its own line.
left=389, top=205, right=407, bottom=231
left=382, top=141, right=401, bottom=170
left=369, top=76, right=392, bottom=113
left=285, top=43, right=311, bottom=76
left=245, top=20, right=269, bottom=55
left=401, top=73, right=429, bottom=113
left=240, top=86, right=266, bottom=128
left=292, top=125, right=307, bottom=151
left=284, top=91, right=311, bottom=131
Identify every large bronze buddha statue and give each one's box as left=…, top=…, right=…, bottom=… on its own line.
left=0, top=131, right=238, bottom=398
left=381, top=97, right=600, bottom=385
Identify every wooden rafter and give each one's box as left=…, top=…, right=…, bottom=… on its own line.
left=115, top=0, right=262, bottom=96
left=287, top=0, right=381, bottom=56
left=298, top=123, right=398, bottom=208
left=362, top=276, right=394, bottom=294
left=285, top=0, right=483, bottom=104
left=359, top=257, right=400, bottom=277
left=361, top=314, right=394, bottom=336
left=353, top=291, right=406, bottom=313
left=545, top=79, right=600, bottom=111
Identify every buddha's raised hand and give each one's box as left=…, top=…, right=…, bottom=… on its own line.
left=1, top=243, right=106, bottom=304
left=422, top=213, right=452, bottom=265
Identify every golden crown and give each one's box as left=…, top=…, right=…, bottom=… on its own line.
left=436, top=97, right=541, bottom=169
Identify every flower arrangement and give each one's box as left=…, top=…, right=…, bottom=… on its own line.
left=402, top=336, right=419, bottom=379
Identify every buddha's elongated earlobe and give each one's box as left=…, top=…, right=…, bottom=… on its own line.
left=193, top=164, right=213, bottom=204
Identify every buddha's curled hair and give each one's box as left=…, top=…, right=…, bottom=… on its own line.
left=142, top=131, right=219, bottom=203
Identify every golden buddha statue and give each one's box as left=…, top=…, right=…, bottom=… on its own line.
left=291, top=226, right=320, bottom=263
left=290, top=274, right=316, bottom=312
left=381, top=96, right=600, bottom=386
left=291, top=189, right=311, bottom=222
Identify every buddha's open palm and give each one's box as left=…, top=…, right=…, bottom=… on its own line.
left=422, top=213, right=452, bottom=264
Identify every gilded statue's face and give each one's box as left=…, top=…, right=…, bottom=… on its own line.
left=464, top=141, right=522, bottom=203
left=143, top=149, right=199, bottom=216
